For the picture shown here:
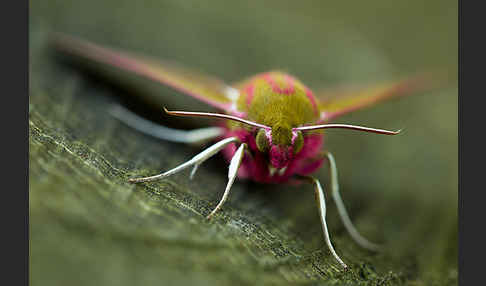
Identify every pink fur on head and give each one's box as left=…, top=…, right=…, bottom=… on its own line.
left=269, top=145, right=293, bottom=168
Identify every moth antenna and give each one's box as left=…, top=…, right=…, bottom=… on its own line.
left=164, top=107, right=270, bottom=130
left=294, top=124, right=401, bottom=135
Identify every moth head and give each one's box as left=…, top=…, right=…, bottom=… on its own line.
left=255, top=127, right=304, bottom=170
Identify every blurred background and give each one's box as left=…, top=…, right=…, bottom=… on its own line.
left=30, top=1, right=457, bottom=285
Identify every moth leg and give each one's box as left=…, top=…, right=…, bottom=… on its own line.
left=323, top=151, right=381, bottom=251
left=109, top=104, right=224, bottom=143
left=129, top=137, right=239, bottom=183
left=206, top=143, right=247, bottom=219
left=301, top=176, right=348, bottom=269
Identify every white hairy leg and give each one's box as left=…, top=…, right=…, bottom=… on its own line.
left=109, top=104, right=224, bottom=143
left=206, top=143, right=247, bottom=219
left=129, top=137, right=239, bottom=183
left=302, top=176, right=348, bottom=269
left=323, top=151, right=381, bottom=252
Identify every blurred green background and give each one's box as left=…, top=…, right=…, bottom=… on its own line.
left=30, top=0, right=457, bottom=285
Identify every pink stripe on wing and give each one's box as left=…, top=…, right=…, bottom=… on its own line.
left=245, top=83, right=255, bottom=106
left=304, top=88, right=319, bottom=116
left=53, top=34, right=231, bottom=111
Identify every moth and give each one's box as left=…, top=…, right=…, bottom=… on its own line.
left=52, top=33, right=435, bottom=269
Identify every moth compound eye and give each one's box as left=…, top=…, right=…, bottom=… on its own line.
left=256, top=128, right=270, bottom=153
left=293, top=131, right=304, bottom=154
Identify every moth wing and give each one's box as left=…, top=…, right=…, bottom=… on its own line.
left=51, top=33, right=234, bottom=111
left=315, top=73, right=441, bottom=122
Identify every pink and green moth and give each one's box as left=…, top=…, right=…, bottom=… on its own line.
left=53, top=33, right=435, bottom=269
